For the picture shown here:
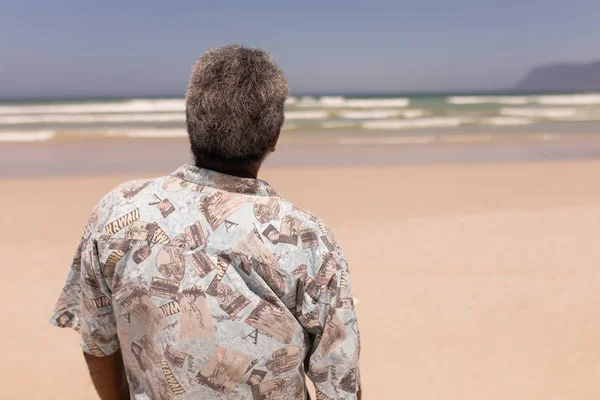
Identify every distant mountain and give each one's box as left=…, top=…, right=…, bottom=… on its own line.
left=515, top=61, right=600, bottom=91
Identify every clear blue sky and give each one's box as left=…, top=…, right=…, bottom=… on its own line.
left=1, top=0, right=598, bottom=97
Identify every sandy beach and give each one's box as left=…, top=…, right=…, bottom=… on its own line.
left=2, top=160, right=600, bottom=399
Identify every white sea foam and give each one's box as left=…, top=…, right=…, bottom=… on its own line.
left=0, top=113, right=185, bottom=124
left=0, top=130, right=56, bottom=142
left=285, top=97, right=297, bottom=105
left=296, top=96, right=319, bottom=107
left=0, top=99, right=185, bottom=115
left=316, top=97, right=346, bottom=107
left=447, top=93, right=600, bottom=106
left=362, top=117, right=467, bottom=130
left=337, top=110, right=401, bottom=119
left=321, top=121, right=358, bottom=129
left=335, top=109, right=425, bottom=119
left=285, top=111, right=329, bottom=120
left=534, top=94, right=600, bottom=105
left=500, top=107, right=577, bottom=119
left=105, top=129, right=187, bottom=138
left=446, top=96, right=530, bottom=105
left=481, top=117, right=534, bottom=126
left=297, top=96, right=410, bottom=108
left=337, top=136, right=436, bottom=145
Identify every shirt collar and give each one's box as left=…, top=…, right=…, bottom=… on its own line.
left=170, top=164, right=277, bottom=196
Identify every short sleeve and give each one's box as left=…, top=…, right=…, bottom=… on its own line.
left=296, top=222, right=361, bottom=399
left=49, top=204, right=120, bottom=357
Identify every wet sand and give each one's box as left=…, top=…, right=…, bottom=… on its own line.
left=3, top=134, right=600, bottom=178
left=2, top=162, right=600, bottom=399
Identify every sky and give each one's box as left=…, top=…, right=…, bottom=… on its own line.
left=1, top=0, right=599, bottom=98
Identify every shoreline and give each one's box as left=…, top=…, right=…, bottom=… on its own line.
left=3, top=134, right=600, bottom=178
left=3, top=125, right=600, bottom=142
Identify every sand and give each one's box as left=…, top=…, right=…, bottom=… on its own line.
left=2, top=161, right=600, bottom=399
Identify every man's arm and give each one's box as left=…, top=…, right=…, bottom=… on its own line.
left=50, top=193, right=125, bottom=398
left=84, top=350, right=130, bottom=400
left=298, top=224, right=362, bottom=399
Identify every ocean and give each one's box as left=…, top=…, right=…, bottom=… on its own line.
left=2, top=92, right=600, bottom=143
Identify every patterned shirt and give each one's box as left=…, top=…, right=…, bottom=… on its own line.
left=50, top=165, right=360, bottom=400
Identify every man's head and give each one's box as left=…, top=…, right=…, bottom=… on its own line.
left=185, top=45, right=289, bottom=171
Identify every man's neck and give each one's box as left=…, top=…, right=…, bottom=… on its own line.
left=195, top=159, right=261, bottom=179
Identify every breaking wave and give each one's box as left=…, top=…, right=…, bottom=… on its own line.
left=447, top=93, right=600, bottom=106
left=362, top=117, right=467, bottom=130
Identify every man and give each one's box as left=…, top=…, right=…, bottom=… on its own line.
left=50, top=45, right=361, bottom=400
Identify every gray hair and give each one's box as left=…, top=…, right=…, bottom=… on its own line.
left=185, top=44, right=289, bottom=165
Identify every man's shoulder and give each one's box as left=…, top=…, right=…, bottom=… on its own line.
left=276, top=198, right=318, bottom=225
left=276, top=200, right=338, bottom=243
left=87, top=176, right=168, bottom=232
left=102, top=176, right=164, bottom=207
